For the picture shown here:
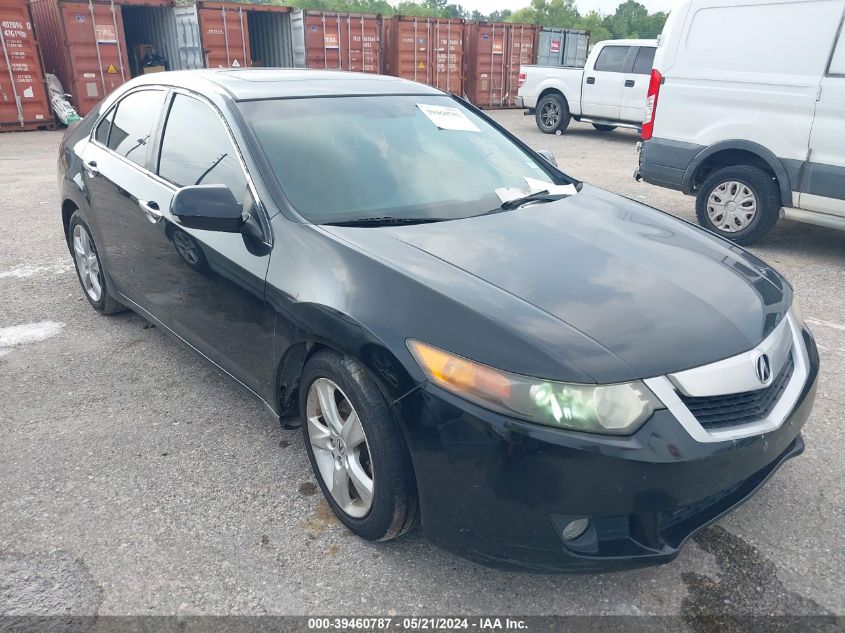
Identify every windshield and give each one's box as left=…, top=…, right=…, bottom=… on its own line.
left=240, top=95, right=566, bottom=224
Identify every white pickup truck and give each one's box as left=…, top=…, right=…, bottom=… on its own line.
left=517, top=39, right=657, bottom=134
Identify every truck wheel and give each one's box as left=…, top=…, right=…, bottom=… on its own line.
left=695, top=165, right=781, bottom=245
left=535, top=94, right=570, bottom=134
left=592, top=123, right=617, bottom=132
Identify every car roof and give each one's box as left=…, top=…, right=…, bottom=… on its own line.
left=128, top=68, right=446, bottom=101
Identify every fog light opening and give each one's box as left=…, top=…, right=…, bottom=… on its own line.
left=560, top=518, right=590, bottom=541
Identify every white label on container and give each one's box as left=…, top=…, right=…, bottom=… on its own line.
left=417, top=104, right=479, bottom=132
left=23, top=86, right=33, bottom=98
left=83, top=72, right=95, bottom=78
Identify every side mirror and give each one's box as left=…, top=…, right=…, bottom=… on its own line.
left=171, top=184, right=244, bottom=233
left=537, top=150, right=558, bottom=168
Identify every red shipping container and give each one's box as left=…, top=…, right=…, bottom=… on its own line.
left=383, top=16, right=464, bottom=95
left=291, top=10, right=382, bottom=73
left=0, top=0, right=53, bottom=130
left=464, top=21, right=537, bottom=109
left=196, top=1, right=291, bottom=70
left=30, top=0, right=175, bottom=117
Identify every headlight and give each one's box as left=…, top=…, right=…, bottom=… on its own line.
left=790, top=294, right=805, bottom=328
left=407, top=340, right=664, bottom=435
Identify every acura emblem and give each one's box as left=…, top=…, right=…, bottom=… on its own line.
left=755, top=353, right=772, bottom=385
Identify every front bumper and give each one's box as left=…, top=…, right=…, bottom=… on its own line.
left=395, top=329, right=819, bottom=572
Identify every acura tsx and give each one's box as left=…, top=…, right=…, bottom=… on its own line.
left=58, top=69, right=819, bottom=572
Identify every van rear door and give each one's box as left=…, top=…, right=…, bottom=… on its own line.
left=800, top=18, right=845, bottom=218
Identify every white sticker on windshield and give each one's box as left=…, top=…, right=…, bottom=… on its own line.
left=417, top=104, right=480, bottom=132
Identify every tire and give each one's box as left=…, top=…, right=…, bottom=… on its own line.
left=695, top=165, right=781, bottom=245
left=299, top=350, right=418, bottom=541
left=592, top=123, right=617, bottom=132
left=68, top=212, right=126, bottom=315
left=169, top=227, right=210, bottom=273
left=535, top=93, right=571, bottom=134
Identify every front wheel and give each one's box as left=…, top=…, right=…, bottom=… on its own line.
left=300, top=350, right=418, bottom=541
left=695, top=165, right=780, bottom=245
left=535, top=93, right=570, bottom=134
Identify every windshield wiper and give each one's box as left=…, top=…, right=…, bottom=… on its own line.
left=496, top=190, right=571, bottom=212
left=325, top=216, right=449, bottom=228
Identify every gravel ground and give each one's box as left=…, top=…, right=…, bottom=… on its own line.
left=0, top=114, right=842, bottom=623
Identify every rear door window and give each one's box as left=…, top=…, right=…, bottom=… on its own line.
left=594, top=46, right=630, bottom=72
left=632, top=47, right=656, bottom=75
left=107, top=90, right=166, bottom=167
left=94, top=107, right=114, bottom=145
left=157, top=94, right=252, bottom=211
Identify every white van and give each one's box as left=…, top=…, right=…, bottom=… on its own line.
left=636, top=0, right=845, bottom=244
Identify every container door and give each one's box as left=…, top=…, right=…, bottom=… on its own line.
left=800, top=31, right=845, bottom=218
left=198, top=3, right=250, bottom=68
left=430, top=19, right=462, bottom=94
left=538, top=30, right=563, bottom=67
left=0, top=0, right=52, bottom=128
left=619, top=45, right=654, bottom=123
left=303, top=12, right=342, bottom=70
left=352, top=14, right=381, bottom=73
left=507, top=24, right=534, bottom=107
left=60, top=1, right=129, bottom=116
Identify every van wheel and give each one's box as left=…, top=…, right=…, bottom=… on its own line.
left=695, top=165, right=780, bottom=245
left=300, top=350, right=418, bottom=541
left=592, top=123, right=616, bottom=132
left=535, top=94, right=570, bottom=134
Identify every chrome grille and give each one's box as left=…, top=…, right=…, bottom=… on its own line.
left=678, top=353, right=794, bottom=430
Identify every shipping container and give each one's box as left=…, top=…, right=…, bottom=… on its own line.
left=536, top=27, right=589, bottom=68
left=30, top=0, right=181, bottom=116
left=291, top=10, right=381, bottom=73
left=0, top=0, right=53, bottom=130
left=383, top=16, right=464, bottom=95
left=463, top=21, right=536, bottom=109
left=186, top=2, right=293, bottom=70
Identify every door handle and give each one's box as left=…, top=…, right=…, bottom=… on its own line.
left=624, top=79, right=635, bottom=87
left=84, top=160, right=99, bottom=177
left=139, top=200, right=163, bottom=223
left=586, top=76, right=595, bottom=84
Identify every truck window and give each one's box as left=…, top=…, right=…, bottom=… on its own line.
left=594, top=46, right=630, bottom=73
left=632, top=47, right=656, bottom=75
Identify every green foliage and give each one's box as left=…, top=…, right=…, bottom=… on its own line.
left=250, top=0, right=667, bottom=41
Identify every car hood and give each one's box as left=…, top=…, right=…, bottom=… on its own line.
left=323, top=186, right=790, bottom=382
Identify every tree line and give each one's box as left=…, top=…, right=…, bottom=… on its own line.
left=278, top=0, right=668, bottom=43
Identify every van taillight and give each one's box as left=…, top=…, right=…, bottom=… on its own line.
left=518, top=72, right=527, bottom=88
left=641, top=69, right=662, bottom=141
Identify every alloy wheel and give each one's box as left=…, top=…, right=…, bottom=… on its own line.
left=541, top=102, right=560, bottom=129
left=305, top=378, right=374, bottom=518
left=72, top=224, right=103, bottom=302
left=173, top=230, right=200, bottom=266
left=706, top=181, right=758, bottom=232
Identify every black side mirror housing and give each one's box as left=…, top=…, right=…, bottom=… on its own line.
left=537, top=150, right=558, bottom=168
left=171, top=184, right=244, bottom=233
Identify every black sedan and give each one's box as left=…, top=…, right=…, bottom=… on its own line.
left=58, top=69, right=819, bottom=572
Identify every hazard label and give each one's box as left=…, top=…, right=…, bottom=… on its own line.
left=106, top=64, right=118, bottom=74
left=418, top=62, right=425, bottom=69
left=232, top=59, right=240, bottom=67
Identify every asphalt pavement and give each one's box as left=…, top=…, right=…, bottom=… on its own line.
left=0, top=113, right=842, bottom=624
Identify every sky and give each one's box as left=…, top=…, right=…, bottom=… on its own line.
left=455, top=0, right=674, bottom=15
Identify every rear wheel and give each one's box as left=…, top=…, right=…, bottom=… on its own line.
left=69, top=212, right=126, bottom=315
left=592, top=123, right=617, bottom=132
left=300, top=350, right=418, bottom=541
left=695, top=165, right=780, bottom=245
left=535, top=93, right=570, bottom=134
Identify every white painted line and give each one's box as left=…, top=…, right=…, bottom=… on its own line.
left=807, top=317, right=845, bottom=331
left=0, top=260, right=73, bottom=279
left=0, top=321, right=65, bottom=348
